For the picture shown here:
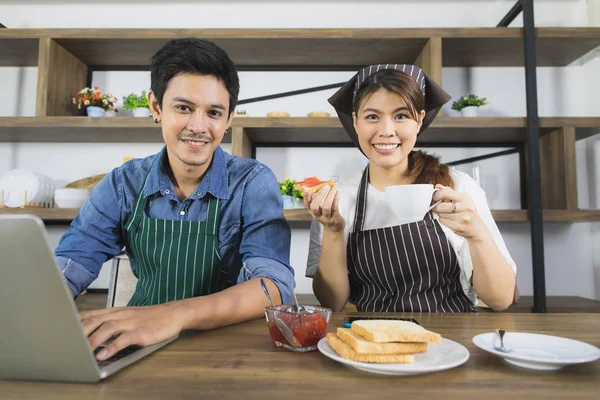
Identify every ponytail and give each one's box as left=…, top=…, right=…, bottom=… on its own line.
left=407, top=151, right=455, bottom=189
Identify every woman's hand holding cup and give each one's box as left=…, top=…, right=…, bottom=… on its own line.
left=432, top=184, right=486, bottom=240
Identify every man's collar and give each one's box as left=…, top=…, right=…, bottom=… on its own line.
left=143, top=146, right=229, bottom=200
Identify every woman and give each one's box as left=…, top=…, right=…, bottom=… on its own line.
left=305, top=64, right=516, bottom=313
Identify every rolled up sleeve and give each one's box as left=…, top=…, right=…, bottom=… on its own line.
left=237, top=257, right=294, bottom=305
left=236, top=165, right=294, bottom=304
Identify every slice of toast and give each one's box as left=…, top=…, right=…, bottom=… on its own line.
left=336, top=328, right=428, bottom=354
left=351, top=320, right=442, bottom=344
left=293, top=177, right=336, bottom=195
left=326, top=333, right=415, bottom=364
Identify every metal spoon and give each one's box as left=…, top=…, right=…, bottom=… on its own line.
left=495, top=329, right=512, bottom=353
left=290, top=277, right=307, bottom=323
left=260, top=278, right=301, bottom=347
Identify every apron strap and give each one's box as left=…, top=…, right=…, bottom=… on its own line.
left=199, top=197, right=220, bottom=235
left=352, top=166, right=369, bottom=233
left=124, top=166, right=153, bottom=232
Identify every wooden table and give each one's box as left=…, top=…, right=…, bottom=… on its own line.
left=1, top=313, right=599, bottom=399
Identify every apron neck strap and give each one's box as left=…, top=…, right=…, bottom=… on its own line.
left=204, top=197, right=220, bottom=232
left=125, top=162, right=155, bottom=231
left=352, top=166, right=369, bottom=233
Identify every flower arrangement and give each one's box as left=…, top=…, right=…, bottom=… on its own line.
left=72, top=86, right=118, bottom=111
left=279, top=178, right=303, bottom=201
left=451, top=94, right=488, bottom=111
left=122, top=91, right=150, bottom=110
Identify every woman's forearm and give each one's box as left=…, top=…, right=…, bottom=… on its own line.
left=313, top=230, right=350, bottom=312
left=468, top=227, right=516, bottom=311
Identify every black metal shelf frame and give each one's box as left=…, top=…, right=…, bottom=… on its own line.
left=497, top=0, right=547, bottom=313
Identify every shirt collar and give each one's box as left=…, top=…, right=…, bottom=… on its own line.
left=143, top=146, right=230, bottom=200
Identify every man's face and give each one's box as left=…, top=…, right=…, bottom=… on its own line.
left=150, top=73, right=232, bottom=172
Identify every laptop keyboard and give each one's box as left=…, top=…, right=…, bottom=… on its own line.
left=95, top=344, right=143, bottom=368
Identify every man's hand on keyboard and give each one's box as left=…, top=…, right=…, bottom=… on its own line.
left=80, top=302, right=184, bottom=361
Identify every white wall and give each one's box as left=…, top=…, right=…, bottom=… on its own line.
left=1, top=0, right=598, bottom=298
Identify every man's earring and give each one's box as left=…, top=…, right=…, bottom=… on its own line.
left=154, top=118, right=159, bottom=124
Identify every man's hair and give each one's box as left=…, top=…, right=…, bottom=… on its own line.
left=150, top=38, right=240, bottom=116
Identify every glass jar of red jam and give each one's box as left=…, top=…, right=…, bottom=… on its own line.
left=264, top=305, right=332, bottom=352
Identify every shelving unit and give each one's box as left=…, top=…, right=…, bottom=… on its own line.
left=1, top=8, right=599, bottom=311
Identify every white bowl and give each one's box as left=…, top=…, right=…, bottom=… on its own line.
left=54, top=188, right=89, bottom=209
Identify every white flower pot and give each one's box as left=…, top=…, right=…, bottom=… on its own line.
left=86, top=106, right=105, bottom=117
left=294, top=198, right=305, bottom=209
left=460, top=106, right=479, bottom=117
left=105, top=110, right=117, bottom=117
left=132, top=107, right=151, bottom=118
left=282, top=195, right=296, bottom=209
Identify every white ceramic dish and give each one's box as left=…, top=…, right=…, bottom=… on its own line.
left=318, top=337, right=469, bottom=376
left=472, top=332, right=600, bottom=371
left=54, top=188, right=89, bottom=209
left=0, top=170, right=56, bottom=207
left=0, top=170, right=38, bottom=207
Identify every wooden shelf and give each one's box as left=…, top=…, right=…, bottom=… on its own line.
left=2, top=207, right=599, bottom=223
left=0, top=207, right=80, bottom=221
left=0, top=117, right=598, bottom=145
left=441, top=28, right=600, bottom=67
left=1, top=28, right=599, bottom=68
left=491, top=209, right=600, bottom=222
left=0, top=117, right=230, bottom=143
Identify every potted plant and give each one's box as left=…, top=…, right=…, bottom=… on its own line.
left=73, top=86, right=118, bottom=117
left=279, top=178, right=304, bottom=209
left=451, top=94, right=488, bottom=117
left=122, top=91, right=151, bottom=117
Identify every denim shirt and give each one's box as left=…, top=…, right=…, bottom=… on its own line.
left=55, top=146, right=294, bottom=304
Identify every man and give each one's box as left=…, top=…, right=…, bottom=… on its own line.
left=55, top=38, right=294, bottom=361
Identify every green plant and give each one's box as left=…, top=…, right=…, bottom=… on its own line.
left=122, top=91, right=150, bottom=110
left=279, top=178, right=303, bottom=200
left=451, top=94, right=488, bottom=111
left=72, top=86, right=118, bottom=111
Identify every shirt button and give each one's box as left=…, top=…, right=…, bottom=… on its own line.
left=165, top=190, right=170, bottom=194
left=180, top=210, right=186, bottom=216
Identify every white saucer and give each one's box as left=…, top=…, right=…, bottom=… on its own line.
left=472, top=332, right=600, bottom=371
left=317, top=337, right=469, bottom=376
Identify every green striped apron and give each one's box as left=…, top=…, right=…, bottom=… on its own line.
left=124, top=171, right=228, bottom=306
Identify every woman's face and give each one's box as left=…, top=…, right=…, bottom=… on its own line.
left=353, top=89, right=424, bottom=171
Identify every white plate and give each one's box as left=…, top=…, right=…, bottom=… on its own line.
left=472, top=332, right=600, bottom=371
left=317, top=337, right=469, bottom=376
left=0, top=170, right=38, bottom=207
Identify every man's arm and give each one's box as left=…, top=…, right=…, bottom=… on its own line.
left=82, top=277, right=280, bottom=360
left=83, top=163, right=294, bottom=360
left=56, top=169, right=125, bottom=297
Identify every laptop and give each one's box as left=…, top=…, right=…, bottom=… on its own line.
left=0, top=214, right=178, bottom=383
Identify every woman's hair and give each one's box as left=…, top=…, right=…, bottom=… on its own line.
left=150, top=38, right=240, bottom=116
left=353, top=69, right=454, bottom=189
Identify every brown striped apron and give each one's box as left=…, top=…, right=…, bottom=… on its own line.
left=347, top=166, right=475, bottom=313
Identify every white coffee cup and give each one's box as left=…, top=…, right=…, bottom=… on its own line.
left=384, top=184, right=441, bottom=223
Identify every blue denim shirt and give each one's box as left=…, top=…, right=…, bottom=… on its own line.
left=55, top=146, right=294, bottom=304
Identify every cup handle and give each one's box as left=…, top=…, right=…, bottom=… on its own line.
left=427, top=188, right=442, bottom=212
left=427, top=199, right=443, bottom=213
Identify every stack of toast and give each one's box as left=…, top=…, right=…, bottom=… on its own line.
left=326, top=320, right=442, bottom=364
